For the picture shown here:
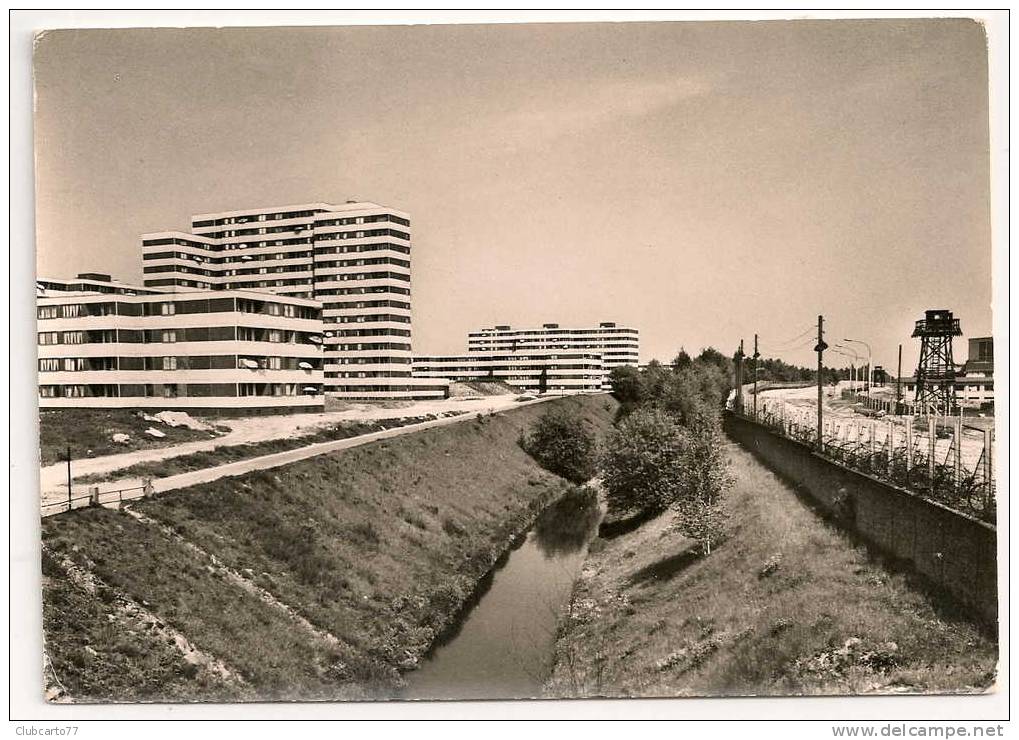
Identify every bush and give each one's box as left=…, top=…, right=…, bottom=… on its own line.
left=599, top=408, right=687, bottom=515
left=523, top=408, right=598, bottom=484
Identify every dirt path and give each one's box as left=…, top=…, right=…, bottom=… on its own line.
left=39, top=394, right=549, bottom=500
left=41, top=395, right=560, bottom=515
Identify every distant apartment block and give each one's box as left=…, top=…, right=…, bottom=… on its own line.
left=140, top=201, right=446, bottom=400
left=466, top=322, right=639, bottom=390
left=414, top=321, right=639, bottom=393
left=37, top=276, right=326, bottom=413
left=412, top=349, right=606, bottom=394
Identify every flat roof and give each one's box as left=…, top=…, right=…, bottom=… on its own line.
left=38, top=286, right=322, bottom=307
left=190, top=201, right=408, bottom=222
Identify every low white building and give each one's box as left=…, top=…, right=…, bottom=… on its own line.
left=463, top=321, right=639, bottom=390
left=37, top=276, right=327, bottom=414
left=412, top=349, right=605, bottom=394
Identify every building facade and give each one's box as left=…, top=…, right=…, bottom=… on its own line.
left=413, top=321, right=638, bottom=394
left=412, top=349, right=606, bottom=394
left=140, top=201, right=446, bottom=400
left=37, top=278, right=326, bottom=413
left=465, top=322, right=639, bottom=390
left=957, top=336, right=994, bottom=409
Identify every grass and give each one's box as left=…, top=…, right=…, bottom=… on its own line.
left=545, top=444, right=998, bottom=698
left=75, top=414, right=460, bottom=484
left=42, top=394, right=619, bottom=702
left=41, top=550, right=248, bottom=703
left=42, top=508, right=371, bottom=701
left=40, top=408, right=218, bottom=467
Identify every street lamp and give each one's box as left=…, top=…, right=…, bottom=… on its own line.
left=831, top=348, right=855, bottom=393
left=843, top=338, right=872, bottom=393
left=833, top=344, right=861, bottom=393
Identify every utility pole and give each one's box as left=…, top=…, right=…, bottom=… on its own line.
left=895, top=343, right=903, bottom=416
left=65, top=445, right=72, bottom=510
left=814, top=315, right=828, bottom=451
left=752, top=334, right=759, bottom=419
left=736, top=339, right=745, bottom=413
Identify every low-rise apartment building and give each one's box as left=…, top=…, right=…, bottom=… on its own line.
left=412, top=349, right=605, bottom=394
left=37, top=277, right=326, bottom=413
left=464, top=321, right=639, bottom=390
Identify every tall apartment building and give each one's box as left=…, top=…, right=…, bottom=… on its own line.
left=141, top=201, right=446, bottom=400
left=37, top=276, right=325, bottom=413
left=466, top=322, right=639, bottom=389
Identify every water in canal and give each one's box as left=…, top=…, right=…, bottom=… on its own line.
left=402, top=487, right=602, bottom=700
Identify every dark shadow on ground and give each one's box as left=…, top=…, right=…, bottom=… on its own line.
left=627, top=543, right=702, bottom=587
left=598, top=507, right=661, bottom=539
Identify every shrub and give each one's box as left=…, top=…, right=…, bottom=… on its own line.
left=523, top=408, right=598, bottom=484
left=599, top=408, right=687, bottom=515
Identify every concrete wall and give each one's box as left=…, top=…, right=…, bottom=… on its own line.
left=724, top=413, right=998, bottom=628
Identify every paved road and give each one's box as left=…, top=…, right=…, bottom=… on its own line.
left=41, top=395, right=560, bottom=516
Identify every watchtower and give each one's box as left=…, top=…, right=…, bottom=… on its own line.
left=911, top=309, right=962, bottom=415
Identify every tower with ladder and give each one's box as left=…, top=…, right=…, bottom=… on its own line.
left=911, top=309, right=962, bottom=415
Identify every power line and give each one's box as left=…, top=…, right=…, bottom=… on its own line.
left=758, top=336, right=817, bottom=356
left=761, top=325, right=817, bottom=348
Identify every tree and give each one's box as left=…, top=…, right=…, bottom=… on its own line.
left=538, top=366, right=549, bottom=394
left=599, top=408, right=687, bottom=515
left=672, top=410, right=733, bottom=555
left=608, top=365, right=642, bottom=404
left=672, top=348, right=693, bottom=371
left=640, top=360, right=671, bottom=404
left=661, top=361, right=732, bottom=424
left=523, top=408, right=598, bottom=484
left=697, top=346, right=731, bottom=373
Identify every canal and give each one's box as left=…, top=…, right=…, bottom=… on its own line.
left=402, top=487, right=602, bottom=700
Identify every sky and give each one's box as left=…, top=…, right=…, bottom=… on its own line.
left=33, top=19, right=993, bottom=372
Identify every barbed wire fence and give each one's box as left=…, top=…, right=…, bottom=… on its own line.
left=733, top=393, right=995, bottom=525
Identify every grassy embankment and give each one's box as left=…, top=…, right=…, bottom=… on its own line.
left=42, top=394, right=618, bottom=702
left=40, top=409, right=218, bottom=466
left=75, top=413, right=465, bottom=484
left=41, top=549, right=248, bottom=703
left=545, top=444, right=997, bottom=697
